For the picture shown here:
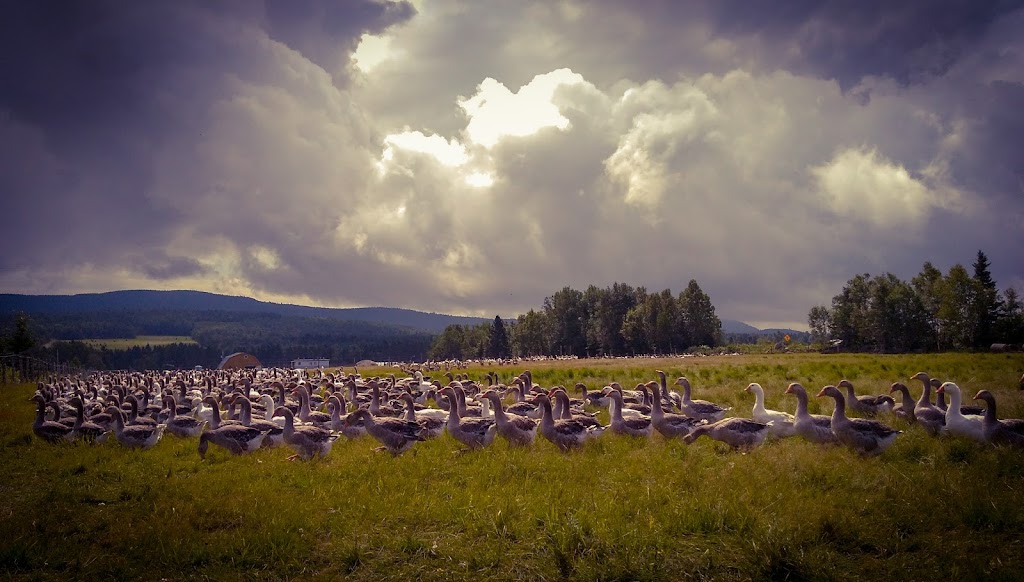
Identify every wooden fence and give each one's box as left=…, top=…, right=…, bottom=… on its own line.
left=0, top=354, right=84, bottom=384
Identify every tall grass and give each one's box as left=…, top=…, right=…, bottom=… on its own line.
left=1, top=353, right=1022, bottom=580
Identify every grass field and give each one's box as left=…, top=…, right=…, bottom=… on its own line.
left=76, top=335, right=198, bottom=350
left=2, top=352, right=1023, bottom=580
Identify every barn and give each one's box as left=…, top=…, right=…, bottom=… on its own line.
left=217, top=352, right=262, bottom=370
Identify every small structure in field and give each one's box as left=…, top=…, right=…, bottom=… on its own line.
left=355, top=359, right=378, bottom=367
left=291, top=357, right=330, bottom=369
left=217, top=352, right=262, bottom=370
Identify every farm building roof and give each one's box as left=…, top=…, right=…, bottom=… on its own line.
left=217, top=352, right=262, bottom=370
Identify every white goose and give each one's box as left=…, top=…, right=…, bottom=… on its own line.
left=745, top=383, right=796, bottom=439
left=935, top=382, right=985, bottom=442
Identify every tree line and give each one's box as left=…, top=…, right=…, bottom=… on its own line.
left=808, top=250, right=1024, bottom=352
left=427, top=280, right=723, bottom=360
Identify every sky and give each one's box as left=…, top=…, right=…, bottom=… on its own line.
left=1, top=0, right=1022, bottom=330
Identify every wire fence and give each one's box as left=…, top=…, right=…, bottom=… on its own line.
left=0, top=354, right=85, bottom=384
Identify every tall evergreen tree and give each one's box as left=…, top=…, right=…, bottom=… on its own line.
left=972, top=250, right=1002, bottom=348
left=679, top=280, right=721, bottom=347
left=911, top=262, right=944, bottom=350
left=488, top=316, right=510, bottom=358
left=9, top=312, right=36, bottom=353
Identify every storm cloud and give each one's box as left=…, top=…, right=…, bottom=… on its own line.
left=2, top=0, right=1021, bottom=329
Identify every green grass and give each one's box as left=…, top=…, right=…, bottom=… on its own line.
left=75, top=335, right=198, bottom=350
left=2, top=352, right=1024, bottom=580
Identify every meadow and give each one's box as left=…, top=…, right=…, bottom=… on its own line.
left=2, top=352, right=1023, bottom=581
left=76, top=335, right=198, bottom=350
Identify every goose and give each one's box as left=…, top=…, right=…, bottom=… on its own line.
left=550, top=389, right=603, bottom=430
left=368, top=379, right=402, bottom=418
left=31, top=396, right=74, bottom=443
left=202, top=396, right=240, bottom=430
left=910, top=372, right=946, bottom=436
left=837, top=380, right=892, bottom=417
left=972, top=390, right=1024, bottom=447
left=888, top=383, right=916, bottom=423
left=197, top=422, right=269, bottom=459
left=936, top=381, right=984, bottom=416
left=674, top=377, right=730, bottom=422
left=480, top=389, right=537, bottom=447
left=328, top=395, right=367, bottom=439
left=69, top=397, right=108, bottom=443
left=647, top=381, right=701, bottom=439
left=816, top=386, right=900, bottom=456
left=577, top=382, right=609, bottom=408
left=784, top=383, right=836, bottom=444
left=232, top=395, right=284, bottom=447
left=399, top=393, right=445, bottom=439
left=935, top=383, right=985, bottom=442
left=654, top=370, right=682, bottom=411
left=344, top=408, right=427, bottom=455
left=160, top=395, right=207, bottom=439
left=438, top=386, right=495, bottom=450
left=294, top=385, right=332, bottom=427
left=125, top=394, right=158, bottom=427
left=260, top=394, right=288, bottom=426
left=745, top=383, right=796, bottom=439
left=449, top=382, right=483, bottom=418
left=106, top=406, right=165, bottom=449
left=533, top=393, right=600, bottom=452
left=606, top=387, right=653, bottom=438
left=274, top=407, right=335, bottom=460
left=682, top=417, right=769, bottom=450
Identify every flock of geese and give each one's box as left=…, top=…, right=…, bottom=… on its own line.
left=29, top=368, right=1024, bottom=460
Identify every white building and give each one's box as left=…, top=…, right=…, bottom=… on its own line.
left=291, top=357, right=330, bottom=369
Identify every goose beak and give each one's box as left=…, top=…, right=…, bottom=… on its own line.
left=815, top=388, right=827, bottom=398
left=936, top=386, right=945, bottom=394
left=784, top=386, right=793, bottom=394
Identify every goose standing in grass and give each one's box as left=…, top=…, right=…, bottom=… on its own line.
left=674, top=377, right=730, bottom=422
left=344, top=408, right=427, bottom=455
left=161, top=395, right=207, bottom=439
left=578, top=382, right=609, bottom=409
left=69, top=397, right=108, bottom=443
left=534, top=393, right=599, bottom=452
left=972, top=390, right=1024, bottom=447
left=550, top=389, right=604, bottom=430
left=399, top=393, right=445, bottom=439
left=745, top=383, right=796, bottom=439
left=232, top=395, right=284, bottom=447
left=837, top=380, right=892, bottom=417
left=910, top=372, right=946, bottom=436
left=935, top=383, right=985, bottom=442
left=888, top=383, right=916, bottom=423
left=784, top=383, right=836, bottom=444
left=197, top=420, right=269, bottom=460
left=480, top=389, right=537, bottom=447
left=936, top=382, right=984, bottom=416
left=816, top=386, right=900, bottom=456
left=294, top=385, right=332, bottom=427
left=682, top=417, right=769, bottom=450
left=606, top=387, right=653, bottom=438
left=275, top=407, right=335, bottom=460
left=107, top=406, right=165, bottom=449
left=438, top=386, right=495, bottom=450
left=655, top=371, right=682, bottom=411
left=31, top=395, right=74, bottom=443
left=647, top=381, right=701, bottom=439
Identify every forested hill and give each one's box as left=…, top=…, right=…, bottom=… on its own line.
left=0, top=290, right=490, bottom=333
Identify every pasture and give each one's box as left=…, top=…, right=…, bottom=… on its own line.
left=76, top=335, right=198, bottom=350
left=2, top=352, right=1023, bottom=580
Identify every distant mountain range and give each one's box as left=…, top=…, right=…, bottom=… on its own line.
left=0, top=290, right=790, bottom=336
left=0, top=290, right=490, bottom=334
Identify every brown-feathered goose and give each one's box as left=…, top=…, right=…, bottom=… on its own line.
left=197, top=422, right=268, bottom=459
left=674, top=377, right=730, bottom=421
left=275, top=406, right=335, bottom=460
left=606, top=387, right=653, bottom=438
left=837, top=380, right=891, bottom=417
left=910, top=372, right=946, bottom=436
left=888, top=383, right=915, bottom=423
left=480, top=389, right=537, bottom=447
left=784, top=383, right=836, bottom=444
left=682, top=417, right=769, bottom=450
left=160, top=395, right=207, bottom=438
left=817, top=386, right=900, bottom=456
left=399, top=393, right=445, bottom=439
left=647, top=381, right=701, bottom=439
left=534, top=393, right=599, bottom=452
left=232, top=395, right=284, bottom=447
left=439, top=387, right=495, bottom=450
left=69, top=397, right=108, bottom=443
left=973, top=390, right=1024, bottom=447
left=32, top=396, right=74, bottom=443
left=345, top=408, right=426, bottom=455
left=106, top=406, right=165, bottom=449
left=550, top=389, right=603, bottom=430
